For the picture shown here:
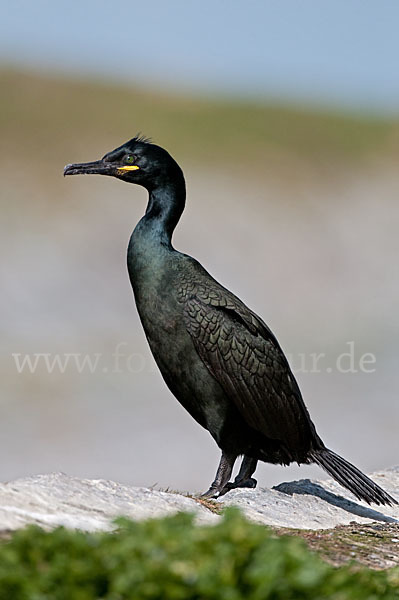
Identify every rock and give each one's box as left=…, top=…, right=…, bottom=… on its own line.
left=220, top=468, right=399, bottom=529
left=0, top=469, right=398, bottom=533
left=0, top=473, right=218, bottom=532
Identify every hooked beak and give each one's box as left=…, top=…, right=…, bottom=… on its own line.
left=64, top=160, right=140, bottom=177
left=63, top=159, right=114, bottom=177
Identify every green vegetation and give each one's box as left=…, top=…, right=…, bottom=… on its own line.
left=1, top=67, right=398, bottom=177
left=0, top=509, right=398, bottom=599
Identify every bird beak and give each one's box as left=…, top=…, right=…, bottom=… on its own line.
left=63, top=159, right=114, bottom=177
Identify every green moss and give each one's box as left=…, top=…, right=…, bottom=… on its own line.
left=0, top=509, right=398, bottom=599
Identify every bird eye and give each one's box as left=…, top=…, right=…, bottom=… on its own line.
left=125, top=155, right=136, bottom=164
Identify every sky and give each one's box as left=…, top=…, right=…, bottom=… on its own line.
left=1, top=0, right=399, bottom=114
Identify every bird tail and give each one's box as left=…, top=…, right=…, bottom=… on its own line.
left=309, top=447, right=397, bottom=506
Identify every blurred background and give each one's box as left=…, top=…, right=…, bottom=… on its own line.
left=1, top=0, right=398, bottom=493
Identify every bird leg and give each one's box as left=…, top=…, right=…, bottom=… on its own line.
left=217, top=455, right=258, bottom=497
left=234, top=455, right=258, bottom=487
left=201, top=451, right=236, bottom=498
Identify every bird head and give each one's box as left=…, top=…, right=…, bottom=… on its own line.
left=64, top=135, right=183, bottom=191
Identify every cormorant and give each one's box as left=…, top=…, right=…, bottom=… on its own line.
left=64, top=136, right=396, bottom=506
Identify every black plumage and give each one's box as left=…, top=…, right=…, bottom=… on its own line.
left=64, top=137, right=397, bottom=506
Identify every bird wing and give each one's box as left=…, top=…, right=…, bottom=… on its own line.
left=179, top=269, right=315, bottom=449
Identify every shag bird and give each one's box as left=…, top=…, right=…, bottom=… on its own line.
left=64, top=136, right=396, bottom=506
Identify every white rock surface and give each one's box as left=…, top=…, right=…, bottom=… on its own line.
left=0, top=469, right=398, bottom=533
left=0, top=473, right=218, bottom=532
left=221, top=468, right=399, bottom=529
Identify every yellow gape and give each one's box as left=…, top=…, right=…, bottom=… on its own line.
left=117, top=165, right=140, bottom=172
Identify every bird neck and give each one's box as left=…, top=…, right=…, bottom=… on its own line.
left=139, top=179, right=186, bottom=247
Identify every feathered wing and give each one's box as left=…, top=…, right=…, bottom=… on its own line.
left=179, top=269, right=318, bottom=453
left=178, top=264, right=398, bottom=506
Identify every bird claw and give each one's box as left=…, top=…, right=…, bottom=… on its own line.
left=220, top=477, right=258, bottom=496
left=238, top=477, right=258, bottom=489
left=201, top=477, right=258, bottom=499
left=200, top=486, right=221, bottom=499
